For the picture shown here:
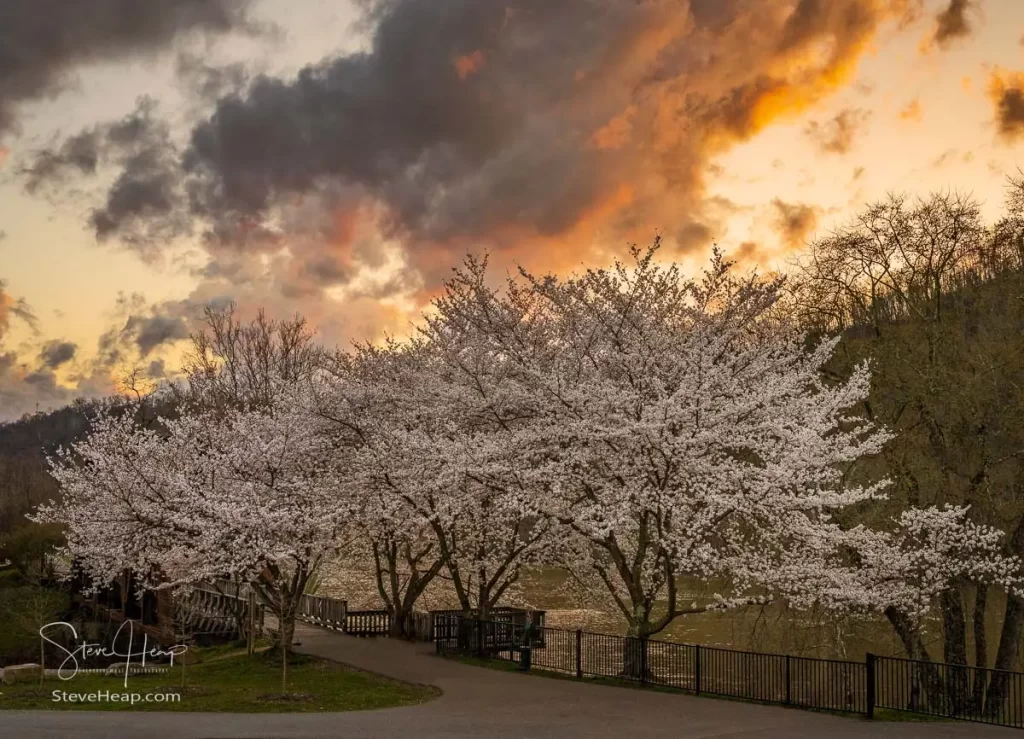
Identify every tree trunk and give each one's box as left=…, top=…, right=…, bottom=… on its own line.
left=621, top=636, right=648, bottom=681
left=885, top=607, right=945, bottom=711
left=277, top=596, right=296, bottom=695
left=942, top=588, right=970, bottom=714
left=477, top=579, right=491, bottom=621
left=388, top=605, right=412, bottom=639
left=983, top=517, right=1024, bottom=718
left=971, top=585, right=989, bottom=712
left=984, top=594, right=1024, bottom=718
left=620, top=621, right=652, bottom=681
left=280, top=622, right=288, bottom=694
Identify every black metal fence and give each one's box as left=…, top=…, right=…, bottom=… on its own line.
left=873, top=654, right=1024, bottom=729
left=436, top=617, right=1024, bottom=730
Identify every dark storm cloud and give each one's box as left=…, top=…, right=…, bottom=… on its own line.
left=0, top=0, right=257, bottom=137
left=33, top=0, right=908, bottom=318
left=22, top=130, right=103, bottom=191
left=23, top=369, right=57, bottom=389
left=180, top=2, right=887, bottom=241
left=122, top=313, right=190, bottom=356
left=178, top=0, right=556, bottom=243
left=933, top=0, right=974, bottom=48
left=23, top=98, right=189, bottom=252
left=38, top=340, right=77, bottom=368
left=175, top=52, right=250, bottom=104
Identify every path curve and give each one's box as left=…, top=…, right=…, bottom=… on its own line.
left=3, top=622, right=1018, bottom=738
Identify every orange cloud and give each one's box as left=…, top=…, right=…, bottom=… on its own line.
left=589, top=106, right=636, bottom=151
left=0, top=145, right=9, bottom=167
left=453, top=50, right=486, bottom=80
left=54, top=0, right=919, bottom=361
left=733, top=240, right=765, bottom=266
left=987, top=67, right=1024, bottom=142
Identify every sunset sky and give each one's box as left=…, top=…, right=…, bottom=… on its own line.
left=2, top=0, right=1024, bottom=419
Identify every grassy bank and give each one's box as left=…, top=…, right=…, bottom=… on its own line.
left=0, top=644, right=437, bottom=712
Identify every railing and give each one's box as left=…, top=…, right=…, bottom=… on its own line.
left=873, top=654, right=1024, bottom=729
left=431, top=608, right=546, bottom=642
left=436, top=618, right=1024, bottom=730
left=344, top=609, right=390, bottom=636
left=188, top=582, right=265, bottom=640
left=297, top=592, right=348, bottom=629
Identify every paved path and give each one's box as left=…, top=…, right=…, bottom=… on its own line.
left=2, top=621, right=1019, bottom=738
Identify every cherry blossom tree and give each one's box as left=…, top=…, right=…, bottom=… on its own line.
left=37, top=383, right=352, bottom=690
left=841, top=506, right=1024, bottom=715
left=317, top=324, right=555, bottom=619
left=429, top=241, right=1024, bottom=671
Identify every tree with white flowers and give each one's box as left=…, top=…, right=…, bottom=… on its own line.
left=318, top=317, right=555, bottom=618
left=37, top=381, right=352, bottom=691
left=432, top=241, right=1024, bottom=671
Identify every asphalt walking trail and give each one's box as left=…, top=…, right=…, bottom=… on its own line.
left=3, top=621, right=1018, bottom=738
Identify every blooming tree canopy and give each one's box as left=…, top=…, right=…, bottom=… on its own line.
left=317, top=333, right=553, bottom=617
left=38, top=310, right=353, bottom=655
left=428, top=243, right=1023, bottom=640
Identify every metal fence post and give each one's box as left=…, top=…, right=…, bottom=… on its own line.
left=640, top=637, right=648, bottom=685
left=866, top=653, right=876, bottom=720
left=576, top=629, right=583, bottom=679
left=695, top=644, right=701, bottom=695
left=785, top=655, right=791, bottom=705
left=247, top=590, right=256, bottom=655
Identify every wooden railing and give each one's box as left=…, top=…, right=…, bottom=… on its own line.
left=188, top=583, right=265, bottom=640
left=345, top=609, right=391, bottom=636
left=297, top=592, right=348, bottom=629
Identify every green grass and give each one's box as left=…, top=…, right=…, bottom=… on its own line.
left=0, top=645, right=438, bottom=712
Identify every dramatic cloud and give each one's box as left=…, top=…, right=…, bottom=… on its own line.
left=771, top=198, right=820, bottom=248
left=62, top=1, right=903, bottom=289
left=9, top=0, right=923, bottom=356
left=122, top=314, right=190, bottom=356
left=0, top=0, right=257, bottom=137
left=987, top=68, right=1024, bottom=142
left=23, top=98, right=189, bottom=256
left=38, top=340, right=77, bottom=368
left=175, top=52, right=251, bottom=105
left=804, top=108, right=871, bottom=154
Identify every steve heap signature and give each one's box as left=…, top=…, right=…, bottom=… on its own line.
left=39, top=620, right=189, bottom=688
